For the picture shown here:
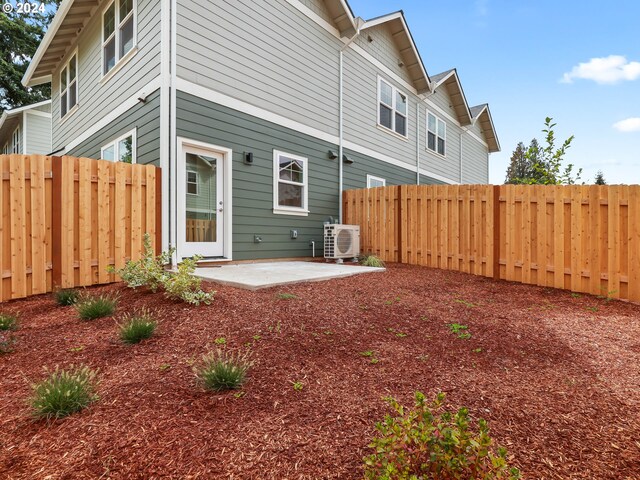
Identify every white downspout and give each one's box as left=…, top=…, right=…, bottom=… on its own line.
left=339, top=20, right=364, bottom=223
left=416, top=102, right=420, bottom=185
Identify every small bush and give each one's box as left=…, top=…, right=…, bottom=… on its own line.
left=0, top=313, right=18, bottom=331
left=118, top=309, right=157, bottom=344
left=0, top=331, right=16, bottom=354
left=30, top=365, right=99, bottom=420
left=75, top=293, right=118, bottom=320
left=363, top=392, right=520, bottom=480
left=54, top=288, right=79, bottom=306
left=163, top=256, right=214, bottom=306
left=359, top=253, right=385, bottom=268
left=195, top=349, right=252, bottom=392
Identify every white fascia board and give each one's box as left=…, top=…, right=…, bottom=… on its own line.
left=22, top=0, right=77, bottom=87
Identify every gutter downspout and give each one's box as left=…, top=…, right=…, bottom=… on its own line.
left=339, top=20, right=364, bottom=223
left=416, top=102, right=420, bottom=185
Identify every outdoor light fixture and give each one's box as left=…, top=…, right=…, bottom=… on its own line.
left=244, top=152, right=254, bottom=165
left=328, top=150, right=338, bottom=160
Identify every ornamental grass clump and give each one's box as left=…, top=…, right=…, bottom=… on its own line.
left=30, top=365, right=99, bottom=420
left=118, top=309, right=157, bottom=344
left=359, top=253, right=385, bottom=268
left=54, top=288, right=79, bottom=306
left=0, top=313, right=18, bottom=331
left=195, top=349, right=252, bottom=392
left=75, top=293, right=118, bottom=320
left=363, top=392, right=520, bottom=480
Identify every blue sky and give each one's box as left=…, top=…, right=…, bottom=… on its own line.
left=348, top=0, right=640, bottom=184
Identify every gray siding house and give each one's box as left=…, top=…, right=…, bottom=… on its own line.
left=0, top=100, right=52, bottom=155
left=23, top=0, right=499, bottom=262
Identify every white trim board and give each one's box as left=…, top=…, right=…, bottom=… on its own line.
left=174, top=78, right=457, bottom=185
left=64, top=77, right=161, bottom=152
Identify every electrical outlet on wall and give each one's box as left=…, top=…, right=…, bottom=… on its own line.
left=290, top=230, right=298, bottom=239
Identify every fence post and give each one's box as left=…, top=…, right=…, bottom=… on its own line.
left=492, top=185, right=501, bottom=280
left=51, top=156, right=62, bottom=288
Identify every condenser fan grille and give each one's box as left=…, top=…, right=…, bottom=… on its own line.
left=336, top=229, right=353, bottom=254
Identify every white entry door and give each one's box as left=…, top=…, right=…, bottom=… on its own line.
left=177, top=144, right=225, bottom=258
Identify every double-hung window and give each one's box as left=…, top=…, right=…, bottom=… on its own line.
left=101, top=129, right=136, bottom=163
left=427, top=112, right=446, bottom=156
left=11, top=127, right=21, bottom=153
left=60, top=53, right=78, bottom=118
left=273, top=150, right=308, bottom=216
left=103, top=0, right=136, bottom=76
left=378, top=78, right=408, bottom=137
left=186, top=171, right=199, bottom=195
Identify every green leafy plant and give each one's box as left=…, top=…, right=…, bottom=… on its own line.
left=359, top=253, right=385, bottom=268
left=360, top=350, right=375, bottom=357
left=162, top=255, right=214, bottom=306
left=291, top=381, right=304, bottom=391
left=0, top=331, right=17, bottom=354
left=75, top=293, right=118, bottom=320
left=448, top=323, right=472, bottom=339
left=363, top=392, right=520, bottom=479
left=214, top=337, right=226, bottom=345
left=54, top=288, right=80, bottom=306
left=118, top=309, right=157, bottom=344
left=277, top=293, right=298, bottom=300
left=0, top=313, right=18, bottom=331
left=195, top=349, right=252, bottom=392
left=29, top=365, right=99, bottom=420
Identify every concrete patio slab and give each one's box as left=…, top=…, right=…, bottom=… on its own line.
left=195, top=261, right=385, bottom=290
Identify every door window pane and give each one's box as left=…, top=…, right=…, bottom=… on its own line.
left=185, top=153, right=217, bottom=243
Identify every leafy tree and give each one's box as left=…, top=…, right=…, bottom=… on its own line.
left=0, top=1, right=60, bottom=113
left=594, top=170, right=606, bottom=185
left=505, top=117, right=581, bottom=185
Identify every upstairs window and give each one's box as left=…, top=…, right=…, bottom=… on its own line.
left=186, top=171, right=199, bottom=195
left=273, top=150, right=308, bottom=216
left=60, top=53, right=78, bottom=118
left=367, top=174, right=386, bottom=188
left=101, top=129, right=136, bottom=163
left=427, top=112, right=446, bottom=156
left=378, top=78, right=408, bottom=137
left=103, top=0, right=136, bottom=75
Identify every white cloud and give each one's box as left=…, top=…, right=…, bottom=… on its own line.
left=613, top=117, right=640, bottom=132
left=561, top=55, right=640, bottom=84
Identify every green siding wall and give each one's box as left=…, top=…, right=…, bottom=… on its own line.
left=66, top=89, right=161, bottom=166
left=177, top=91, right=433, bottom=260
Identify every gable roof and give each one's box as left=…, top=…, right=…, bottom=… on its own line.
left=470, top=104, right=500, bottom=153
left=23, top=0, right=100, bottom=87
left=431, top=69, right=472, bottom=126
left=323, top=0, right=357, bottom=37
left=0, top=100, right=52, bottom=134
left=361, top=11, right=431, bottom=94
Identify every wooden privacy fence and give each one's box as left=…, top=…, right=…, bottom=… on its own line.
left=0, top=154, right=161, bottom=302
left=344, top=184, right=640, bottom=303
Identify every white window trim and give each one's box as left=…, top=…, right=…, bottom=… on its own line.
left=101, top=128, right=137, bottom=163
left=186, top=169, right=199, bottom=196
left=377, top=76, right=409, bottom=139
left=426, top=111, right=447, bottom=157
left=273, top=149, right=309, bottom=217
left=12, top=126, right=22, bottom=154
left=59, top=48, right=78, bottom=120
left=366, top=174, right=386, bottom=188
left=101, top=0, right=138, bottom=79
left=2, top=143, right=8, bottom=155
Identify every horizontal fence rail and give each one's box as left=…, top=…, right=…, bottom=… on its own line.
left=344, top=184, right=640, bottom=303
left=0, top=155, right=161, bottom=302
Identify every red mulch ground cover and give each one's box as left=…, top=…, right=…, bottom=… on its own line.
left=1, top=264, right=640, bottom=479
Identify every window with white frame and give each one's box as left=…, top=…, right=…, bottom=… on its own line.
left=427, top=112, right=446, bottom=156
left=101, top=129, right=136, bottom=163
left=378, top=78, right=408, bottom=137
left=186, top=170, right=199, bottom=195
left=103, top=0, right=136, bottom=76
left=12, top=126, right=21, bottom=153
left=273, top=150, right=308, bottom=215
left=2, top=143, right=8, bottom=155
left=366, top=174, right=386, bottom=188
left=60, top=53, right=78, bottom=118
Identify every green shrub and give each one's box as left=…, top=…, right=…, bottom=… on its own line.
left=0, top=331, right=16, bottom=354
left=30, top=365, right=99, bottom=419
left=75, top=293, right=118, bottom=320
left=118, top=309, right=157, bottom=344
left=359, top=253, right=385, bottom=268
left=0, top=313, right=18, bottom=331
left=363, top=392, right=520, bottom=480
left=195, top=349, right=252, bottom=392
left=162, top=256, right=214, bottom=306
left=54, top=288, right=79, bottom=306
left=111, top=233, right=214, bottom=306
